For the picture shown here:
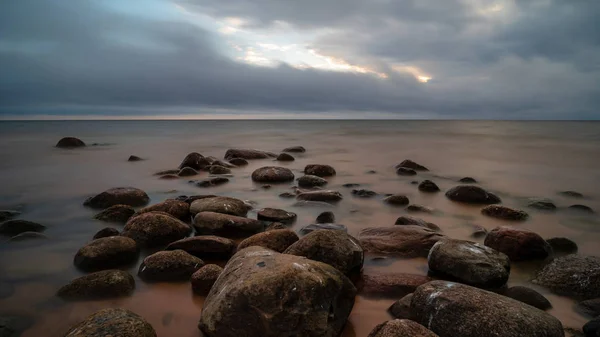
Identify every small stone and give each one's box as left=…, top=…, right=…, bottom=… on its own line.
left=546, top=237, right=578, bottom=254
left=367, top=170, right=377, bottom=174
left=527, top=198, right=557, bottom=210
left=57, top=270, right=135, bottom=300
left=445, top=185, right=501, bottom=204
left=384, top=195, right=410, bottom=206
left=459, top=177, right=477, bottom=183
left=278, top=192, right=296, bottom=199
left=128, top=155, right=143, bottom=162
left=282, top=146, right=306, bottom=153
left=191, top=264, right=223, bottom=296
left=388, top=294, right=413, bottom=319
left=63, top=308, right=156, bottom=336
left=224, top=149, right=275, bottom=160
left=178, top=167, right=198, bottom=177
left=93, top=227, right=119, bottom=239
left=297, top=175, right=328, bottom=188
left=195, top=177, right=229, bottom=187
left=343, top=183, right=360, bottom=188
left=228, top=158, right=248, bottom=166
left=559, top=191, right=584, bottom=198
left=74, top=236, right=139, bottom=272
left=352, top=189, right=377, bottom=198
left=418, top=180, right=440, bottom=192
left=481, top=205, right=529, bottom=221
left=304, top=164, right=336, bottom=177
left=252, top=166, right=295, bottom=183
left=257, top=208, right=297, bottom=223
left=395, top=160, right=428, bottom=171
left=276, top=153, right=295, bottom=161
left=568, top=204, right=595, bottom=213
left=208, top=165, right=231, bottom=175
left=316, top=211, right=335, bottom=224
left=503, top=286, right=552, bottom=310
left=396, top=167, right=417, bottom=176
left=94, top=205, right=135, bottom=223
left=138, top=250, right=204, bottom=282
left=395, top=216, right=440, bottom=231
left=0, top=220, right=46, bottom=235
left=56, top=137, right=85, bottom=148
left=159, top=174, right=179, bottom=180
left=166, top=236, right=236, bottom=259
left=406, top=204, right=434, bottom=214
left=237, top=229, right=299, bottom=253
left=84, top=187, right=150, bottom=209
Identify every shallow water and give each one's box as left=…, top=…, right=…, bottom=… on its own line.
left=0, top=120, right=599, bottom=336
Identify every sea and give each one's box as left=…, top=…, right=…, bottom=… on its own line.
left=0, top=120, right=599, bottom=336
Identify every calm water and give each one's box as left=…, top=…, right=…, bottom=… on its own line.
left=1, top=120, right=599, bottom=336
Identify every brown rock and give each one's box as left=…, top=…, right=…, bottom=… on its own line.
left=418, top=180, right=440, bottom=193
left=224, top=149, right=275, bottom=160
left=57, top=270, right=135, bottom=300
left=316, top=211, right=335, bottom=223
left=166, top=236, right=236, bottom=259
left=191, top=264, right=223, bottom=296
left=276, top=153, right=295, bottom=161
left=179, top=152, right=210, bottom=170
left=228, top=158, right=248, bottom=166
left=64, top=308, right=156, bottom=337
left=122, top=212, right=191, bottom=247
left=445, top=185, right=501, bottom=204
left=532, top=255, right=600, bottom=300
left=74, top=236, right=138, bottom=271
left=388, top=294, right=413, bottom=319
left=135, top=199, right=190, bottom=221
left=189, top=196, right=249, bottom=216
left=384, top=195, right=410, bottom=206
left=358, top=226, right=445, bottom=257
left=359, top=273, right=432, bottom=298
left=484, top=226, right=551, bottom=261
left=251, top=166, right=295, bottom=183
left=193, top=212, right=263, bottom=237
left=481, top=205, right=529, bottom=221
left=93, top=227, right=120, bottom=239
left=138, top=250, right=204, bottom=282
left=304, top=164, right=336, bottom=177
left=368, top=319, right=439, bottom=337
left=394, top=216, right=440, bottom=231
left=296, top=190, right=343, bottom=202
left=297, top=175, right=328, bottom=188
left=93, top=204, right=135, bottom=223
left=84, top=187, right=150, bottom=209
left=208, top=165, right=231, bottom=175
left=257, top=208, right=297, bottom=223
left=237, top=229, right=299, bottom=253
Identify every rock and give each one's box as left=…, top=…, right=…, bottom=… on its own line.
left=8, top=231, right=48, bottom=242
left=459, top=177, right=477, bottom=183
left=368, top=319, right=439, bottom=337
left=57, top=270, right=135, bottom=300
left=93, top=204, right=135, bottom=223
left=359, top=274, right=432, bottom=298
left=564, top=327, right=585, bottom=337
left=276, top=153, right=295, bottom=161
left=527, top=198, right=557, bottom=210
left=178, top=167, right=198, bottom=177
left=316, top=211, right=335, bottom=224
left=352, top=189, right=377, bottom=198
left=122, top=212, right=191, bottom=247
left=395, top=216, right=440, bottom=231
left=128, top=155, right=143, bottom=162
left=533, top=255, right=600, bottom=299
left=74, top=236, right=138, bottom=272
left=428, top=239, right=510, bottom=288
left=503, top=286, right=552, bottom=310
left=583, top=318, right=600, bottom=336
left=0, top=220, right=45, bottom=235
left=410, top=180, right=419, bottom=185
left=284, top=230, right=363, bottom=276
left=484, top=226, right=551, bottom=261
left=300, top=223, right=347, bottom=234
left=135, top=199, right=190, bottom=221
left=569, top=204, right=595, bottom=213
left=282, top=146, right=306, bottom=153
left=257, top=208, right=297, bottom=223
left=292, top=200, right=335, bottom=208
left=189, top=196, right=249, bottom=216
left=181, top=195, right=217, bottom=204
left=159, top=174, right=179, bottom=180
left=155, top=169, right=180, bottom=176
left=297, top=175, right=328, bottom=188
left=445, top=185, right=501, bottom=204
left=261, top=184, right=271, bottom=189
left=396, top=167, right=417, bottom=176
left=211, top=160, right=236, bottom=168
left=193, top=212, right=263, bottom=237
left=251, top=166, right=295, bottom=183
left=138, top=250, right=204, bottom=282
left=84, top=187, right=150, bottom=209
left=265, top=222, right=285, bottom=231
left=191, top=264, right=223, bottom=296
left=388, top=294, right=413, bottom=319
left=198, top=247, right=356, bottom=337
left=56, top=137, right=85, bottom=148
left=471, top=226, right=488, bottom=239
left=547, top=237, right=578, bottom=254
left=577, top=298, right=600, bottom=317
left=411, top=281, right=564, bottom=337
left=0, top=210, right=19, bottom=222
left=560, top=191, right=584, bottom=198
left=0, top=315, right=34, bottom=337
left=296, top=190, right=343, bottom=202
left=359, top=226, right=445, bottom=257
left=304, top=164, right=336, bottom=177
left=343, top=183, right=360, bottom=188
left=195, top=177, right=229, bottom=187
left=237, top=229, right=299, bottom=253
left=93, top=227, right=120, bottom=239
left=208, top=165, right=231, bottom=175
left=279, top=192, right=296, bottom=198
left=224, top=149, right=275, bottom=160
left=384, top=195, right=410, bottom=206
left=418, top=180, right=440, bottom=193
left=481, top=205, right=529, bottom=221
left=406, top=204, right=434, bottom=214
left=228, top=158, right=248, bottom=166
left=63, top=308, right=156, bottom=337
left=179, top=152, right=210, bottom=170
left=166, top=235, right=235, bottom=259
left=396, top=160, right=429, bottom=171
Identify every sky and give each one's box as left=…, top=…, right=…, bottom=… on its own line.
left=0, top=0, right=599, bottom=119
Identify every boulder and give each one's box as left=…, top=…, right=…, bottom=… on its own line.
left=428, top=239, right=510, bottom=288
left=191, top=264, right=223, bottom=296
left=198, top=247, right=356, bottom=337
left=304, top=164, right=336, bottom=177
left=300, top=223, right=347, bottom=235
left=297, top=175, right=328, bottom=188
left=532, top=255, right=600, bottom=299
left=93, top=227, right=119, bottom=239
left=257, top=208, right=297, bottom=223
left=63, top=308, right=156, bottom=337
left=282, top=146, right=306, bottom=153
left=56, top=137, right=85, bottom=148
left=445, top=185, right=501, bottom=204
left=128, top=155, right=143, bottom=162
left=276, top=153, right=295, bottom=161
left=166, top=236, right=235, bottom=259
left=396, top=167, right=417, bottom=176
left=189, top=196, right=249, bottom=216
left=406, top=204, right=435, bottom=214
left=228, top=158, right=248, bottom=166
left=296, top=190, right=343, bottom=202
left=178, top=167, right=198, bottom=177
left=546, top=237, right=578, bottom=254
left=57, top=270, right=135, bottom=300
left=237, top=229, right=299, bottom=253
left=194, top=177, right=229, bottom=187
left=388, top=294, right=413, bottom=319
left=0, top=220, right=46, bottom=235
left=135, top=199, right=190, bottom=221
left=359, top=226, right=445, bottom=257
left=584, top=317, right=600, bottom=336
left=74, top=236, right=138, bottom=271
left=316, top=211, right=335, bottom=224
left=84, top=187, right=150, bottom=209
left=193, top=212, right=263, bottom=237
left=359, top=273, right=432, bottom=298
left=568, top=204, right=595, bottom=213
left=224, top=149, right=275, bottom=160
left=122, top=212, right=191, bottom=247
left=459, top=177, right=477, bottom=183
left=396, top=160, right=429, bottom=171
left=138, top=250, right=204, bottom=282
left=93, top=204, right=135, bottom=223
left=208, top=165, right=231, bottom=175
left=352, top=189, right=377, bottom=198
left=179, top=152, right=210, bottom=170
left=384, top=195, right=410, bottom=206
left=481, top=205, right=529, bottom=221
left=484, top=226, right=551, bottom=261
left=368, top=319, right=439, bottom=337
left=527, top=198, right=557, bottom=210
left=251, top=166, right=295, bottom=183
left=394, top=216, right=440, bottom=231
left=577, top=298, right=600, bottom=317
left=503, top=286, right=552, bottom=310
left=0, top=210, right=19, bottom=222
left=418, top=180, right=440, bottom=193
left=411, top=281, right=564, bottom=337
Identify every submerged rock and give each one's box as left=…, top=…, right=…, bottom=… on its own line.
left=418, top=180, right=440, bottom=193
left=584, top=317, right=600, bottom=336
left=300, top=223, right=348, bottom=234
left=352, top=189, right=377, bottom=198
left=484, top=226, right=551, bottom=261
left=74, top=236, right=138, bottom=271
left=384, top=195, right=410, bottom=206
left=56, top=137, right=85, bottom=148
left=459, top=177, right=477, bottom=183
left=194, top=177, right=229, bottom=187
left=208, top=165, right=231, bottom=175
left=533, top=255, right=600, bottom=299
left=279, top=192, right=296, bottom=198
left=122, top=211, right=191, bottom=247
left=138, top=250, right=204, bottom=282
left=282, top=146, right=306, bottom=153
left=388, top=294, right=413, bottom=319
left=155, top=169, right=180, bottom=176
left=251, top=166, right=295, bottom=183
left=576, top=298, right=600, bottom=317
left=316, top=211, right=335, bottom=224
left=276, top=153, right=295, bottom=161
left=166, top=236, right=235, bottom=259
left=568, top=204, right=595, bottom=213
left=63, top=308, right=156, bottom=337
left=304, top=164, right=336, bottom=177
left=395, top=216, right=440, bottom=231
left=559, top=191, right=584, bottom=198
left=257, top=208, right=297, bottom=223
left=224, top=149, right=275, bottom=160
left=527, top=198, right=557, bottom=210
left=359, top=273, right=432, bottom=298
left=546, top=237, right=578, bottom=254
left=0, top=220, right=46, bottom=235
left=193, top=212, right=263, bottom=237
left=191, top=264, right=223, bottom=296
left=57, top=270, right=135, bottom=300
left=396, top=167, right=417, bottom=176
left=406, top=204, right=435, bottom=214
left=159, top=174, right=179, bottom=180
left=179, top=152, right=210, bottom=170
left=93, top=227, right=120, bottom=239
left=396, top=160, right=429, bottom=171
left=237, top=229, right=299, bottom=253
left=93, top=204, right=135, bottom=223
left=0, top=210, right=20, bottom=222
left=8, top=231, right=48, bottom=242
left=135, top=199, right=190, bottom=221
left=297, top=175, right=328, bottom=188
left=128, top=155, right=143, bottom=162
left=481, top=205, right=529, bottom=221
left=359, top=226, right=445, bottom=257
left=178, top=167, right=198, bottom=177
left=296, top=190, right=343, bottom=202
left=503, top=286, right=552, bottom=310
left=84, top=187, right=150, bottom=209
left=368, top=319, right=439, bottom=337
left=189, top=196, right=249, bottom=216
left=228, top=158, right=248, bottom=166
left=445, top=185, right=501, bottom=204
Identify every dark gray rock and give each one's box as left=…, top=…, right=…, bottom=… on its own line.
left=352, top=189, right=377, bottom=198
left=297, top=175, right=328, bottom=188
left=459, top=177, right=477, bottom=183
left=93, top=227, right=120, bottom=239
left=343, top=183, right=360, bottom=188
left=56, top=137, right=85, bottom=148
left=584, top=317, right=600, bottom=337
left=533, top=255, right=600, bottom=299
left=128, top=155, right=143, bottom=162
left=57, top=270, right=135, bottom=300
left=559, top=191, right=584, bottom=198
left=74, top=236, right=138, bottom=272
left=316, top=211, right=335, bottom=224
left=481, top=205, right=529, bottom=221
left=484, top=226, right=551, bottom=261
left=224, top=149, right=275, bottom=160
left=194, top=177, right=229, bottom=187
left=547, top=237, right=578, bottom=254
left=279, top=192, right=296, bottom=199
left=63, top=308, right=156, bottom=337
left=528, top=198, right=557, bottom=210
left=179, top=152, right=210, bottom=170
left=0, top=210, right=19, bottom=222
left=138, top=250, right=204, bottom=282
left=577, top=298, right=600, bottom=317
left=395, top=216, right=440, bottom=231
left=208, top=165, right=231, bottom=175
left=396, top=167, right=417, bottom=176
left=193, top=212, right=263, bottom=237
left=94, top=204, right=135, bottom=223
left=122, top=211, right=191, bottom=247
left=276, top=153, right=295, bottom=161
left=84, top=187, right=150, bottom=209
left=406, top=204, right=434, bottom=214
left=166, top=236, right=236, bottom=259
left=191, top=264, right=223, bottom=296
left=0, top=220, right=45, bottom=236
left=384, top=195, right=410, bottom=206
left=282, top=146, right=305, bottom=153
left=568, top=204, right=595, bottom=213
left=445, top=185, right=501, bottom=204
left=228, top=158, right=248, bottom=166
left=178, top=167, right=199, bottom=177
left=503, top=286, right=552, bottom=310
left=8, top=231, right=48, bottom=242
left=359, top=226, right=445, bottom=257
left=237, top=229, right=299, bottom=253
left=304, top=164, right=336, bottom=177
left=418, top=180, right=440, bottom=193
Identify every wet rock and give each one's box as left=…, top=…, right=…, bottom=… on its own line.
left=57, top=270, right=135, bottom=300
left=352, top=189, right=377, bottom=198
left=418, top=180, right=440, bottom=193
left=189, top=196, right=249, bottom=216
left=135, top=199, right=190, bottom=221
left=584, top=318, right=600, bottom=336
left=481, top=205, right=529, bottom=221
left=568, top=204, right=595, bottom=213
left=503, top=286, right=552, bottom=310
left=445, top=185, right=501, bottom=204
left=182, top=195, right=218, bottom=204
left=343, top=183, right=360, bottom=188
left=300, top=223, right=347, bottom=235
left=63, top=308, right=156, bottom=337
left=406, top=204, right=434, bottom=214
left=178, top=167, right=198, bottom=177
left=560, top=191, right=584, bottom=198
left=179, top=152, right=210, bottom=170
left=547, top=237, right=578, bottom=254
left=224, top=149, right=275, bottom=160
left=359, top=273, right=432, bottom=298
left=388, top=294, right=413, bottom=319
left=471, top=226, right=488, bottom=239
left=191, top=264, right=223, bottom=296
left=296, top=190, right=343, bottom=202
left=396, top=160, right=429, bottom=171
left=228, top=158, right=248, bottom=166
left=316, top=211, right=335, bottom=224
left=251, top=166, right=295, bottom=183
left=237, top=229, right=299, bottom=253
left=395, top=216, right=440, bottom=231
left=194, top=177, right=229, bottom=187
left=166, top=236, right=235, bottom=259
left=0, top=210, right=19, bottom=222
left=122, top=211, right=191, bottom=247
left=396, top=167, right=417, bottom=176
left=577, top=298, right=600, bottom=317
left=208, top=165, right=231, bottom=175
left=411, top=281, right=564, bottom=337
left=367, top=170, right=377, bottom=174
left=282, top=146, right=305, bottom=153
left=138, top=250, right=204, bottom=282
left=261, top=184, right=271, bottom=189
left=0, top=220, right=45, bottom=235
left=84, top=187, right=150, bottom=209
left=0, top=315, right=34, bottom=337
left=93, top=204, right=135, bottom=223
left=384, top=195, right=410, bottom=206
left=304, top=164, right=336, bottom=177
left=159, top=174, right=179, bottom=180
left=410, top=180, right=419, bottom=185
left=368, top=319, right=439, bottom=337
left=257, top=208, right=297, bottom=223
left=276, top=153, right=295, bottom=161
left=266, top=222, right=286, bottom=231
left=533, top=255, right=600, bottom=299
left=428, top=239, right=510, bottom=288
left=56, top=137, right=85, bottom=148
left=297, top=175, right=328, bottom=188
left=74, top=236, right=138, bottom=271
left=211, top=160, right=236, bottom=168
left=193, top=212, right=263, bottom=237
left=459, top=177, right=477, bottom=183
left=93, top=227, right=120, bottom=239
left=198, top=247, right=356, bottom=337
left=8, top=231, right=48, bottom=242
left=527, top=198, right=557, bottom=210
left=155, top=169, right=180, bottom=176
left=128, top=155, right=143, bottom=162
left=292, top=200, right=335, bottom=208
left=358, top=226, right=445, bottom=257
left=279, top=192, right=296, bottom=199
left=484, top=226, right=551, bottom=261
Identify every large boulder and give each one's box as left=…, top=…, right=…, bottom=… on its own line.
left=304, top=164, right=336, bottom=177
left=395, top=216, right=440, bottom=231
left=284, top=230, right=363, bottom=276
left=0, top=220, right=46, bottom=235
left=257, top=208, right=297, bottom=223
left=445, top=185, right=501, bottom=204
left=166, top=236, right=236, bottom=259
left=368, top=319, right=439, bottom=337
left=484, top=226, right=551, bottom=261
left=84, top=187, right=150, bottom=209
left=56, top=137, right=85, bottom=148
left=191, top=264, right=223, bottom=296
left=428, top=239, right=510, bottom=288
left=189, top=196, right=249, bottom=216
left=57, top=270, right=135, bottom=300
left=237, top=229, right=299, bottom=253
left=122, top=212, right=191, bottom=247
left=481, top=205, right=529, bottom=221
left=297, top=175, right=328, bottom=188
left=532, top=255, right=600, bottom=299
left=138, top=250, right=204, bottom=282
left=411, top=281, right=564, bottom=337
left=63, top=308, right=156, bottom=337
left=359, top=273, right=432, bottom=298
left=193, top=212, right=263, bottom=237
left=93, top=204, right=135, bottom=223
left=359, top=226, right=445, bottom=257
left=179, top=152, right=210, bottom=170
left=503, top=286, right=552, bottom=310
left=74, top=237, right=138, bottom=271
left=198, top=247, right=356, bottom=337
left=395, top=160, right=428, bottom=171
left=135, top=199, right=190, bottom=221
left=296, top=190, right=343, bottom=202
left=251, top=166, right=295, bottom=183
left=224, top=149, right=275, bottom=160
